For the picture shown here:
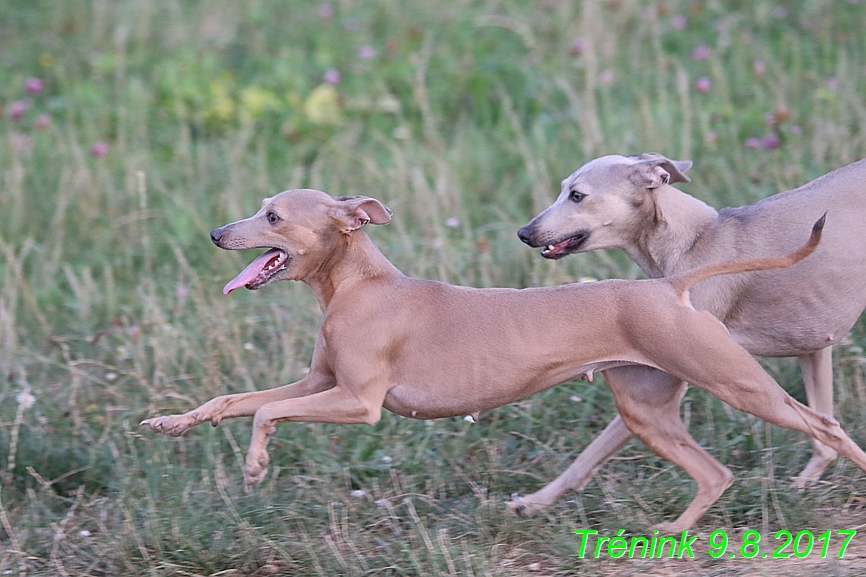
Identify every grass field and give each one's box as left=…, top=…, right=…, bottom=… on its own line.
left=2, top=0, right=866, bottom=575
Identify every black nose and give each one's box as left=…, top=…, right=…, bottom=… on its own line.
left=210, top=228, right=223, bottom=245
left=517, top=225, right=533, bottom=245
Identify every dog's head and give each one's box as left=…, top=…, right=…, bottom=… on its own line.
left=517, top=153, right=691, bottom=259
left=212, top=189, right=392, bottom=294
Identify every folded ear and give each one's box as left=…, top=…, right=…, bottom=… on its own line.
left=627, top=153, right=692, bottom=189
left=331, top=195, right=393, bottom=232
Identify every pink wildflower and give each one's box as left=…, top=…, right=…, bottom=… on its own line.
left=34, top=113, right=51, bottom=129
left=691, top=45, right=712, bottom=60
left=323, top=68, right=340, bottom=85
left=26, top=77, right=44, bottom=94
left=91, top=141, right=110, bottom=158
left=10, top=132, right=31, bottom=150
left=316, top=3, right=334, bottom=19
left=753, top=59, right=767, bottom=79
left=762, top=134, right=780, bottom=150
left=570, top=37, right=590, bottom=56
left=597, top=69, right=615, bottom=86
left=8, top=100, right=28, bottom=120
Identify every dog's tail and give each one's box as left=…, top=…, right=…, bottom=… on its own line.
left=670, top=213, right=825, bottom=302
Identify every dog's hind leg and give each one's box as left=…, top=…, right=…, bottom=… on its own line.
left=507, top=414, right=632, bottom=516
left=605, top=366, right=733, bottom=533
left=650, top=312, right=866, bottom=476
left=795, top=348, right=838, bottom=484
left=507, top=367, right=682, bottom=516
left=692, top=364, right=866, bottom=474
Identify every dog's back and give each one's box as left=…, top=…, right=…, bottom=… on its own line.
left=682, top=160, right=866, bottom=355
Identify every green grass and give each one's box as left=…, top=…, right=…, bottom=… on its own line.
left=2, top=0, right=866, bottom=574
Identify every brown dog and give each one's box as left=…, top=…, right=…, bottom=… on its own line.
left=142, top=189, right=862, bottom=532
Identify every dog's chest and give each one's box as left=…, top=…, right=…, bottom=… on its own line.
left=381, top=384, right=472, bottom=420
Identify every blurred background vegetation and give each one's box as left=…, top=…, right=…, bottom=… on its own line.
left=1, top=0, right=866, bottom=574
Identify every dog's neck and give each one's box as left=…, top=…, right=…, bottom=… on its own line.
left=628, top=185, right=719, bottom=278
left=303, top=231, right=403, bottom=310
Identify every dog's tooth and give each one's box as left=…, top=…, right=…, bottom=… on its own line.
left=547, top=245, right=555, bottom=251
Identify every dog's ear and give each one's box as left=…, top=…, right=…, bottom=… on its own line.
left=332, top=196, right=392, bottom=232
left=628, top=153, right=692, bottom=189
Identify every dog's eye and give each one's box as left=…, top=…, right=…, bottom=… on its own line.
left=266, top=211, right=280, bottom=224
left=569, top=190, right=585, bottom=203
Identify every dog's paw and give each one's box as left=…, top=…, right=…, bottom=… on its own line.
left=140, top=413, right=202, bottom=437
left=792, top=451, right=836, bottom=488
left=243, top=448, right=270, bottom=491
left=505, top=495, right=537, bottom=517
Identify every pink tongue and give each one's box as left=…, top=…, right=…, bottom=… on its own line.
left=223, top=249, right=281, bottom=295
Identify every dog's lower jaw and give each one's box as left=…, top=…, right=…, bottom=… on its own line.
left=222, top=248, right=292, bottom=294
left=540, top=232, right=589, bottom=259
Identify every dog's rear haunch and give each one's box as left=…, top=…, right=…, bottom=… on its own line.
left=142, top=190, right=858, bottom=533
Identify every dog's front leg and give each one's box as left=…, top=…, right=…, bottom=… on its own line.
left=141, top=374, right=336, bottom=437
left=243, top=385, right=384, bottom=489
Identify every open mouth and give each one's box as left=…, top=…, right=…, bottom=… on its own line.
left=223, top=248, right=290, bottom=295
left=540, top=232, right=588, bottom=259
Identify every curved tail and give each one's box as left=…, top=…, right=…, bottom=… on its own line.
left=670, top=213, right=825, bottom=300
